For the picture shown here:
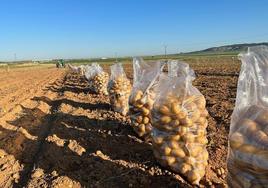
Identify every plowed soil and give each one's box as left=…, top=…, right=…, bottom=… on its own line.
left=0, top=60, right=240, bottom=188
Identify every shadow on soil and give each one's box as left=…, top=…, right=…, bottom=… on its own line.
left=2, top=104, right=188, bottom=187
left=0, top=73, right=190, bottom=187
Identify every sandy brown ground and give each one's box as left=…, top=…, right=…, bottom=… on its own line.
left=0, top=60, right=240, bottom=188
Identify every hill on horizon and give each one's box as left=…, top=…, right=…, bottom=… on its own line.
left=187, top=42, right=268, bottom=55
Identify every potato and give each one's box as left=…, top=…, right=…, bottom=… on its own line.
left=153, top=135, right=164, bottom=145
left=175, top=111, right=187, bottom=119
left=145, top=124, right=152, bottom=132
left=200, top=109, right=209, bottom=117
left=230, top=132, right=244, bottom=149
left=162, top=145, right=172, bottom=155
left=195, top=95, right=206, bottom=110
left=182, top=132, right=195, bottom=143
left=141, top=107, right=150, bottom=116
left=143, top=117, right=150, bottom=124
left=189, top=145, right=203, bottom=157
left=184, top=102, right=197, bottom=112
left=171, top=148, right=186, bottom=158
left=191, top=110, right=201, bottom=122
left=176, top=126, right=187, bottom=136
left=179, top=163, right=192, bottom=174
left=160, top=116, right=172, bottom=124
left=180, top=117, right=193, bottom=127
left=159, top=105, right=171, bottom=115
left=195, top=116, right=207, bottom=125
left=163, top=156, right=176, bottom=165
left=168, top=134, right=181, bottom=141
left=239, top=144, right=257, bottom=154
left=187, top=170, right=201, bottom=185
left=256, top=110, right=268, bottom=125
left=171, top=103, right=182, bottom=114
left=136, top=116, right=143, bottom=124
left=196, top=136, right=208, bottom=145
left=238, top=119, right=259, bottom=136
left=169, top=140, right=180, bottom=149
left=170, top=120, right=180, bottom=127
left=252, top=130, right=268, bottom=146
left=184, top=156, right=196, bottom=165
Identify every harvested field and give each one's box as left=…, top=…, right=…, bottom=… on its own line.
left=0, top=60, right=240, bottom=187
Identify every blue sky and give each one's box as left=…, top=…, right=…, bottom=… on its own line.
left=0, top=0, right=267, bottom=61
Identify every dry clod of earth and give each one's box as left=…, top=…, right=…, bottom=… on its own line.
left=67, top=140, right=86, bottom=156
left=46, top=134, right=65, bottom=147
left=31, top=168, right=44, bottom=178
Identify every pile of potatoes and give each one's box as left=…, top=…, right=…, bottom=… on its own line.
left=228, top=105, right=268, bottom=187
left=88, top=72, right=109, bottom=95
left=108, top=75, right=132, bottom=115
left=129, top=89, right=156, bottom=138
left=151, top=93, right=209, bottom=185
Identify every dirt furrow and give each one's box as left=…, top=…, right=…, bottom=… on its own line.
left=0, top=68, right=66, bottom=187
left=0, top=70, right=65, bottom=117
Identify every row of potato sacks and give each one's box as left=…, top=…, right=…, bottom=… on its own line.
left=85, top=63, right=109, bottom=95
left=227, top=46, right=268, bottom=188
left=129, top=58, right=209, bottom=185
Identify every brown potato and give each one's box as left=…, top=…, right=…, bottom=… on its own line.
left=184, top=156, right=196, bottom=165
left=171, top=103, right=182, bottom=115
left=136, top=116, right=143, bottom=124
left=187, top=170, right=201, bottom=185
left=153, top=135, right=164, bottom=145
left=189, top=145, right=203, bottom=157
left=169, top=140, right=180, bottom=149
left=163, top=145, right=172, bottom=155
left=182, top=132, right=195, bottom=143
left=200, top=109, right=209, bottom=117
left=170, top=120, right=180, bottom=127
left=177, top=126, right=187, bottom=136
left=239, top=144, right=257, bottom=154
left=160, top=116, right=172, bottom=124
left=180, top=117, right=193, bottom=127
left=163, top=156, right=176, bottom=165
left=168, top=134, right=181, bottom=141
left=143, top=116, right=150, bottom=124
left=256, top=110, right=268, bottom=125
left=229, top=132, right=244, bottom=149
left=159, top=105, right=171, bottom=115
left=179, top=163, right=192, bottom=174
left=195, top=95, right=206, bottom=110
left=238, top=118, right=259, bottom=136
left=252, top=130, right=268, bottom=145
left=141, top=107, right=150, bottom=116
left=196, top=136, right=208, bottom=145
left=171, top=148, right=186, bottom=158
left=175, top=111, right=187, bottom=119
left=190, top=110, right=201, bottom=122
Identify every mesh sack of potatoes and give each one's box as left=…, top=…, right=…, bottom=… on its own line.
left=128, top=57, right=163, bottom=139
left=107, top=63, right=132, bottom=115
left=67, top=64, right=79, bottom=73
left=227, top=46, right=268, bottom=188
left=85, top=63, right=109, bottom=95
left=151, top=61, right=209, bottom=185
